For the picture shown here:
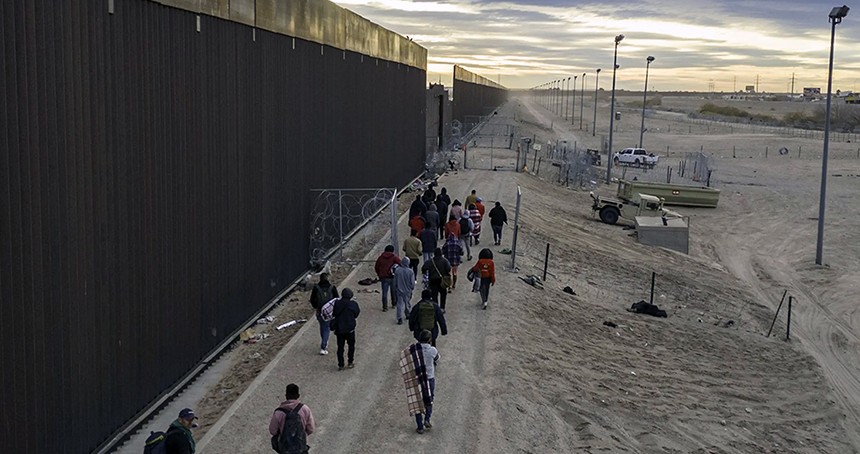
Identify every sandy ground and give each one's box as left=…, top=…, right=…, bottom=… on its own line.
left=184, top=95, right=860, bottom=453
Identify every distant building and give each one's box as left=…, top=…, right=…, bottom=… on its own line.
left=803, top=87, right=821, bottom=99
left=745, top=85, right=755, bottom=93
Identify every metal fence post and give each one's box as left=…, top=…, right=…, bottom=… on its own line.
left=390, top=188, right=398, bottom=252
left=510, top=186, right=522, bottom=270
left=338, top=189, right=344, bottom=260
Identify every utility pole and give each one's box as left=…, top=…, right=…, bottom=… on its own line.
left=756, top=74, right=760, bottom=93
left=791, top=73, right=796, bottom=99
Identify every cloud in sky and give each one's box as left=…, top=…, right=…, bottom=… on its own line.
left=335, top=0, right=860, bottom=92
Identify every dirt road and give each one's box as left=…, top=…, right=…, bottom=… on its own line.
left=196, top=97, right=857, bottom=453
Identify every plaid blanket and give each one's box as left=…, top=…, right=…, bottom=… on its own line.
left=400, top=343, right=432, bottom=416
left=319, top=298, right=338, bottom=322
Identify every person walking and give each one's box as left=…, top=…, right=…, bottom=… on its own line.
left=470, top=249, right=496, bottom=310
left=419, top=224, right=437, bottom=264
left=409, top=194, right=426, bottom=220
left=458, top=214, right=473, bottom=261
left=475, top=197, right=486, bottom=217
left=269, top=383, right=315, bottom=454
left=435, top=188, right=451, bottom=239
left=421, top=248, right=452, bottom=311
left=449, top=199, right=464, bottom=221
left=444, top=215, right=460, bottom=242
left=163, top=408, right=198, bottom=454
left=423, top=203, right=440, bottom=235
left=441, top=234, right=464, bottom=291
left=408, top=289, right=447, bottom=346
left=468, top=203, right=483, bottom=245
left=422, top=184, right=437, bottom=207
left=400, top=330, right=440, bottom=435
left=464, top=189, right=478, bottom=209
left=331, top=288, right=360, bottom=370
left=408, top=214, right=425, bottom=234
left=402, top=229, right=422, bottom=279
left=374, top=245, right=401, bottom=312
left=488, top=201, right=508, bottom=246
left=393, top=257, right=415, bottom=325
left=309, top=273, right=339, bottom=355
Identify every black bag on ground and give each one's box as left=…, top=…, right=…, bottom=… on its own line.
left=628, top=300, right=667, bottom=318
left=271, top=404, right=308, bottom=454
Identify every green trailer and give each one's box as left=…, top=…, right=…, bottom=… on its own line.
left=617, top=180, right=720, bottom=208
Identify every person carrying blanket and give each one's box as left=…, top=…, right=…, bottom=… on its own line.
left=400, top=330, right=439, bottom=434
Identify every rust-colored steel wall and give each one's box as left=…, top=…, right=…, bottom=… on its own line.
left=452, top=65, right=508, bottom=126
left=0, top=1, right=425, bottom=452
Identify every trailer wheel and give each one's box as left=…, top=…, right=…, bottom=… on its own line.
left=599, top=206, right=620, bottom=225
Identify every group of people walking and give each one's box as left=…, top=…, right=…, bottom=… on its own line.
left=293, top=184, right=502, bottom=446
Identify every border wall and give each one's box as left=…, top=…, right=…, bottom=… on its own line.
left=452, top=65, right=508, bottom=132
left=0, top=1, right=426, bottom=452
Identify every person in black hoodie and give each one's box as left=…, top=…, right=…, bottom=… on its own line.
left=309, top=273, right=339, bottom=356
left=409, top=195, right=427, bottom=220
left=435, top=188, right=451, bottom=239
left=331, top=288, right=361, bottom=371
left=488, top=202, right=508, bottom=245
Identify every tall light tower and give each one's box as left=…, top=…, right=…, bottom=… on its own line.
left=592, top=68, right=601, bottom=136
left=580, top=72, right=586, bottom=130
left=639, top=56, right=655, bottom=148
left=570, top=75, right=578, bottom=125
left=606, top=34, right=624, bottom=184
left=816, top=5, right=850, bottom=265
left=565, top=77, right=571, bottom=120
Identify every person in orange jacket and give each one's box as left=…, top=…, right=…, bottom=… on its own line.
left=470, top=248, right=495, bottom=310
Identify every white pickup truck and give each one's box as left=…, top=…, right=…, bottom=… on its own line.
left=613, top=148, right=658, bottom=168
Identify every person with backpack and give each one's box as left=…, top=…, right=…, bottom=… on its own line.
left=393, top=257, right=415, bottom=325
left=488, top=201, right=508, bottom=245
left=374, top=245, right=401, bottom=312
left=269, top=383, right=315, bottom=454
left=161, top=408, right=198, bottom=454
left=309, top=273, right=338, bottom=356
left=458, top=213, right=473, bottom=261
left=408, top=289, right=447, bottom=346
left=331, top=288, right=361, bottom=370
left=470, top=248, right=496, bottom=310
left=421, top=248, right=452, bottom=311
left=400, top=330, right=440, bottom=435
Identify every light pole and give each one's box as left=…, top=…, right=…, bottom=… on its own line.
left=580, top=72, right=586, bottom=129
left=570, top=75, right=578, bottom=125
left=564, top=77, right=571, bottom=120
left=606, top=34, right=624, bottom=184
left=639, top=56, right=655, bottom=148
left=816, top=5, right=849, bottom=265
left=592, top=68, right=601, bottom=136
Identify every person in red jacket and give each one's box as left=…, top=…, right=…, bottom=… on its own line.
left=470, top=248, right=495, bottom=310
left=374, top=245, right=401, bottom=312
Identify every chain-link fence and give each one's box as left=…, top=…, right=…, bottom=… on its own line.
left=309, top=188, right=397, bottom=266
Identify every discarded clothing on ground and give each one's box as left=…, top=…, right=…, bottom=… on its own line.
left=627, top=300, right=668, bottom=318
left=563, top=286, right=576, bottom=295
left=358, top=277, right=379, bottom=286
left=518, top=275, right=544, bottom=289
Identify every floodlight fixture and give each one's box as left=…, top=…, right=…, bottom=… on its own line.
left=615, top=34, right=625, bottom=44
left=830, top=5, right=849, bottom=21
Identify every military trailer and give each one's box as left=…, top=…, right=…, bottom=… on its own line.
left=616, top=179, right=720, bottom=208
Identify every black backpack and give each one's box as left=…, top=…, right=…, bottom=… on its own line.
left=311, top=284, right=334, bottom=310
left=459, top=217, right=472, bottom=235
left=271, top=404, right=308, bottom=454
left=143, top=427, right=177, bottom=454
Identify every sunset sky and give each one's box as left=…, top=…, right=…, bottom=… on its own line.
left=335, top=0, right=860, bottom=93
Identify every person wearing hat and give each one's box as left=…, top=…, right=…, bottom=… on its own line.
left=164, top=408, right=198, bottom=454
left=475, top=197, right=486, bottom=217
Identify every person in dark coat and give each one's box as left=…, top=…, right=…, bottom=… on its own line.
left=332, top=288, right=361, bottom=370
left=164, top=408, right=198, bottom=454
left=435, top=188, right=451, bottom=239
left=488, top=202, right=508, bottom=245
left=409, top=195, right=427, bottom=220
left=419, top=224, right=438, bottom=263
left=408, top=289, right=448, bottom=346
left=423, top=204, right=440, bottom=234
left=421, top=248, right=452, bottom=311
